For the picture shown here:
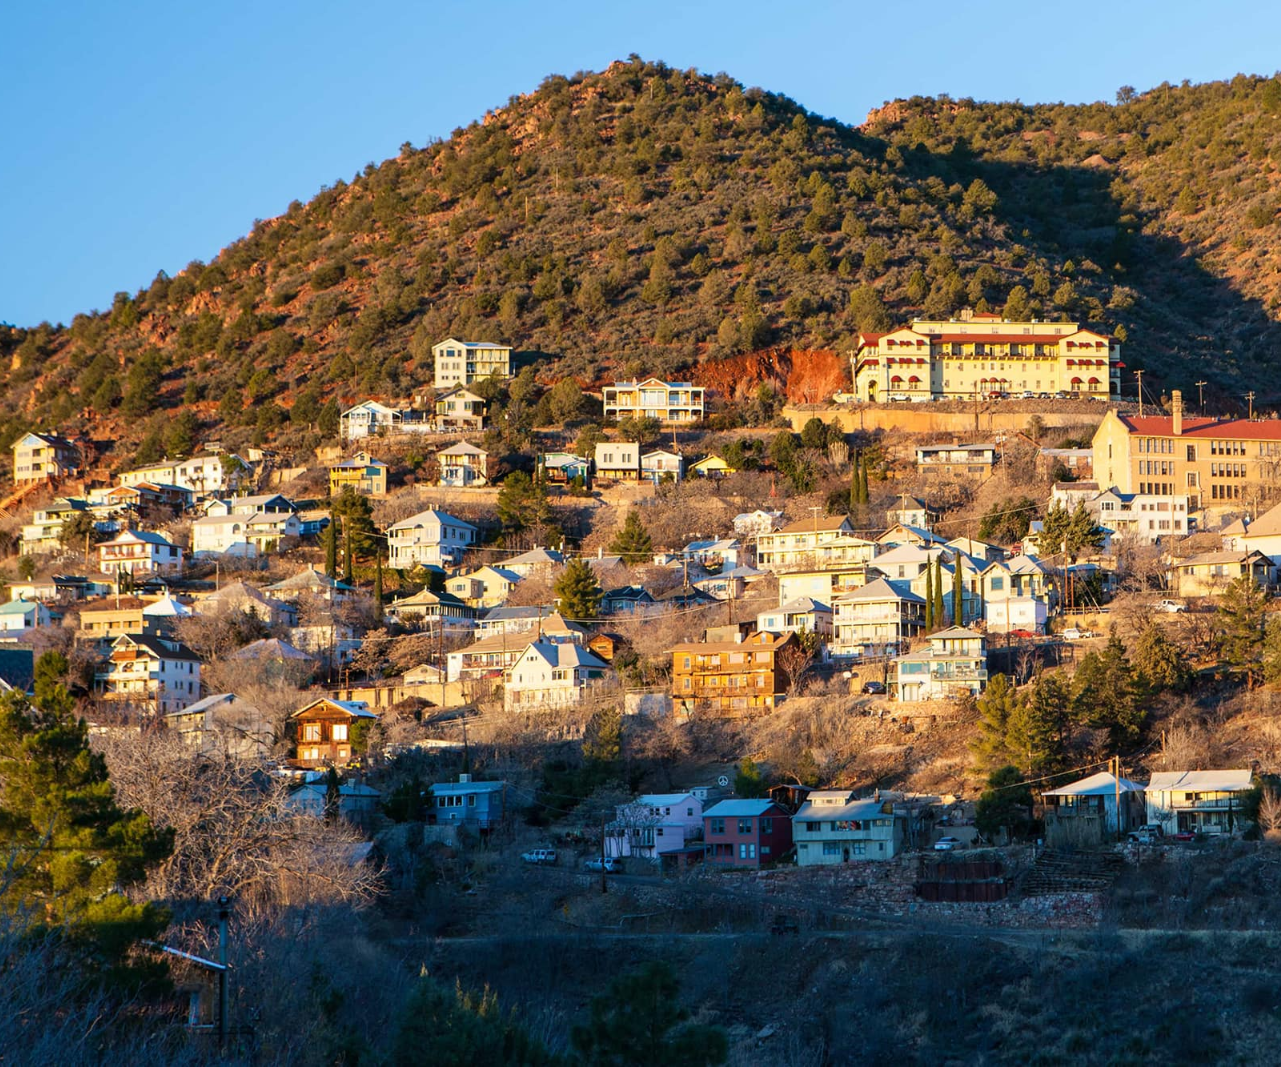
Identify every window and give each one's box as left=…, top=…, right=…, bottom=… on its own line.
left=332, top=723, right=348, bottom=741
left=761, top=817, right=773, bottom=834
left=737, top=818, right=753, bottom=834
left=710, top=818, right=725, bottom=835
left=302, top=724, right=320, bottom=742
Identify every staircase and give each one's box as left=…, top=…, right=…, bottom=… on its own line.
left=1019, top=848, right=1124, bottom=897
left=0, top=477, right=52, bottom=518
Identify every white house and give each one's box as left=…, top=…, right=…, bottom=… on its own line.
left=164, top=692, right=274, bottom=759
left=97, top=529, right=184, bottom=576
left=1236, top=500, right=1281, bottom=572
left=607, top=792, right=704, bottom=859
left=593, top=441, right=641, bottom=482
left=1144, top=769, right=1255, bottom=836
left=793, top=792, right=905, bottom=864
left=436, top=441, right=489, bottom=487
left=755, top=515, right=856, bottom=571
left=892, top=627, right=988, bottom=702
left=387, top=509, right=477, bottom=568
left=601, top=379, right=705, bottom=424
left=432, top=338, right=513, bottom=388
left=191, top=510, right=301, bottom=557
left=94, top=634, right=202, bottom=715
left=641, top=449, right=684, bottom=484
left=118, top=453, right=245, bottom=496
left=496, top=546, right=565, bottom=578
left=0, top=599, right=53, bottom=632
left=756, top=597, right=833, bottom=638
left=831, top=578, right=925, bottom=659
left=503, top=641, right=609, bottom=712
left=340, top=400, right=405, bottom=442
left=732, top=510, right=785, bottom=539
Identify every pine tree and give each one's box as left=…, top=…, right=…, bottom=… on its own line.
left=554, top=558, right=603, bottom=621
left=734, top=757, right=767, bottom=798
left=609, top=510, right=654, bottom=564
left=0, top=660, right=172, bottom=988
left=373, top=555, right=384, bottom=623
left=1218, top=575, right=1269, bottom=687
left=1132, top=623, right=1191, bottom=693
left=970, top=674, right=1024, bottom=770
left=1007, top=674, right=1067, bottom=775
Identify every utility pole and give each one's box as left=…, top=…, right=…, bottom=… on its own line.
left=218, top=895, right=230, bottom=1052
left=1195, top=380, right=1207, bottom=414
left=600, top=812, right=609, bottom=894
left=1246, top=392, right=1256, bottom=420
left=1112, top=756, right=1121, bottom=843
left=1134, top=370, right=1144, bottom=417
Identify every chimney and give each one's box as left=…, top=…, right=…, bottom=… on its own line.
left=1171, top=390, right=1183, bottom=436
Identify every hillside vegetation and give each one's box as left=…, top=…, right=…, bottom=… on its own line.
left=4, top=59, right=1281, bottom=467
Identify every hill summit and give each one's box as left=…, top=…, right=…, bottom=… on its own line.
left=5, top=58, right=1281, bottom=465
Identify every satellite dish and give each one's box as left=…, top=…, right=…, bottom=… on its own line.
left=717, top=775, right=730, bottom=788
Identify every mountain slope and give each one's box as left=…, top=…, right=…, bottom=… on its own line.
left=3, top=59, right=1281, bottom=468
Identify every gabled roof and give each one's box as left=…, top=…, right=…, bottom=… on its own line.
left=1243, top=500, right=1281, bottom=539
left=142, top=594, right=192, bottom=617
left=1042, top=771, right=1143, bottom=798
left=517, top=640, right=607, bottom=671
left=388, top=509, right=476, bottom=532
left=110, top=634, right=200, bottom=662
left=499, top=547, right=565, bottom=568
left=836, top=578, right=924, bottom=604
left=330, top=454, right=389, bottom=470
left=1116, top=414, right=1281, bottom=442
left=772, top=514, right=854, bottom=536
left=702, top=799, right=784, bottom=818
left=1146, top=769, right=1253, bottom=793
left=929, top=626, right=984, bottom=640
left=390, top=587, right=469, bottom=610
left=100, top=529, right=177, bottom=547
left=231, top=637, right=315, bottom=661
left=0, top=599, right=43, bottom=616
left=763, top=597, right=832, bottom=615
left=267, top=568, right=355, bottom=593
left=342, top=399, right=401, bottom=416
left=1173, top=550, right=1266, bottom=568
left=437, top=441, right=488, bottom=457
left=290, top=697, right=378, bottom=720
left=635, top=792, right=698, bottom=806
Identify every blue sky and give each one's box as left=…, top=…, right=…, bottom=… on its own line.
left=3, top=0, right=1278, bottom=327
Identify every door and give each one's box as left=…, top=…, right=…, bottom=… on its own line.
left=842, top=847, right=850, bottom=863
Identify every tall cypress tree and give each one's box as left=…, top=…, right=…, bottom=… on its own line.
left=850, top=452, right=862, bottom=516
left=373, top=554, right=384, bottom=623
left=924, top=563, right=935, bottom=630
left=933, top=558, right=945, bottom=627
left=858, top=454, right=870, bottom=505
left=324, top=510, right=338, bottom=578
left=342, top=524, right=354, bottom=584
left=952, top=554, right=964, bottom=625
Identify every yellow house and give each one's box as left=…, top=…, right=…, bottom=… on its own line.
left=12, top=432, right=79, bottom=485
left=1170, top=550, right=1272, bottom=598
left=328, top=452, right=389, bottom=497
left=852, top=310, right=1120, bottom=402
left=444, top=566, right=522, bottom=609
left=432, top=338, right=512, bottom=388
left=690, top=455, right=736, bottom=478
left=602, top=378, right=705, bottom=424
left=1092, top=391, right=1281, bottom=513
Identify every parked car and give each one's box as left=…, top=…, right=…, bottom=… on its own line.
left=1020, top=390, right=1035, bottom=399
left=1054, top=391, right=1069, bottom=400
left=861, top=680, right=887, bottom=695
left=1154, top=599, right=1186, bottom=613
left=1172, top=830, right=1197, bottom=842
left=934, top=836, right=962, bottom=852
left=583, top=856, right=623, bottom=873
left=521, top=848, right=558, bottom=865
left=888, top=393, right=910, bottom=403
left=1009, top=629, right=1037, bottom=639
left=1061, top=628, right=1096, bottom=641
left=1127, top=824, right=1165, bottom=844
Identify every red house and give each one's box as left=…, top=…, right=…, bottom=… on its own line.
left=702, top=799, right=793, bottom=869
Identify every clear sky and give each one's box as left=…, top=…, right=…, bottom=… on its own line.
left=3, top=0, right=1278, bottom=327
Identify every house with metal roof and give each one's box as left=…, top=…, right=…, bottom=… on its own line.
left=1144, top=769, right=1255, bottom=836
left=387, top=509, right=477, bottom=568
left=607, top=792, right=705, bottom=860
left=428, top=774, right=506, bottom=830
left=289, top=697, right=378, bottom=768
left=503, top=640, right=610, bottom=712
left=793, top=792, right=905, bottom=864
left=436, top=441, right=489, bottom=487
left=94, top=634, right=202, bottom=715
left=432, top=338, right=513, bottom=388
left=892, top=627, right=988, bottom=702
left=701, top=799, right=792, bottom=869
left=831, top=578, right=925, bottom=660
left=1042, top=771, right=1146, bottom=846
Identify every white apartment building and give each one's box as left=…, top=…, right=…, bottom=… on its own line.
left=1050, top=484, right=1192, bottom=544
left=97, top=529, right=184, bottom=576
left=95, top=634, right=202, bottom=715
left=602, top=378, right=705, bottom=424
left=503, top=640, right=609, bottom=712
left=432, top=338, right=513, bottom=388
left=118, top=453, right=246, bottom=496
left=387, top=508, right=477, bottom=568
left=755, top=515, right=856, bottom=571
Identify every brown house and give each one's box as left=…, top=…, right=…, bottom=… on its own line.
left=669, top=630, right=796, bottom=715
left=290, top=697, right=379, bottom=767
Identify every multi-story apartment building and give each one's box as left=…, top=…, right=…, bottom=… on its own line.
left=831, top=578, right=925, bottom=659
left=503, top=641, right=610, bottom=712
left=97, top=529, right=184, bottom=576
left=432, top=338, right=513, bottom=388
left=669, top=630, right=796, bottom=715
left=915, top=442, right=999, bottom=480
left=1050, top=485, right=1193, bottom=543
left=602, top=378, right=705, bottom=424
left=20, top=497, right=100, bottom=555
left=433, top=388, right=487, bottom=431
left=1093, top=391, right=1281, bottom=512
left=94, top=633, right=201, bottom=715
left=755, top=515, right=856, bottom=571
left=118, top=453, right=245, bottom=496
left=851, top=310, right=1121, bottom=401
left=386, top=508, right=476, bottom=567
left=12, top=432, right=79, bottom=484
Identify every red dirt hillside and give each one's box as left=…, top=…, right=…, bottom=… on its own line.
left=693, top=348, right=848, bottom=405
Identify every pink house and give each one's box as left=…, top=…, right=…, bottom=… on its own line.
left=702, top=799, right=793, bottom=869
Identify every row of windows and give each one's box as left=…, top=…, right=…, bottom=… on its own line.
left=1138, top=438, right=1175, bottom=454
left=1139, top=460, right=1174, bottom=476
left=1209, top=440, right=1247, bottom=456
left=301, top=723, right=349, bottom=742
left=1209, top=463, right=1246, bottom=478
left=436, top=794, right=478, bottom=807
left=708, top=817, right=774, bottom=835
left=1138, top=482, right=1175, bottom=495
left=1211, top=484, right=1243, bottom=500
left=681, top=675, right=769, bottom=690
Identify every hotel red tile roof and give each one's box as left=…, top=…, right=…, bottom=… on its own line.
left=1119, top=415, right=1281, bottom=440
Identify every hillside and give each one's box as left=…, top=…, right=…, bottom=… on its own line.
left=4, top=59, right=1281, bottom=468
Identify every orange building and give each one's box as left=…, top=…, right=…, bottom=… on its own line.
left=669, top=631, right=796, bottom=715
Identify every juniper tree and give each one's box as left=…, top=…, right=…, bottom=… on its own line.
left=609, top=510, right=654, bottom=564
left=554, top=558, right=603, bottom=621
